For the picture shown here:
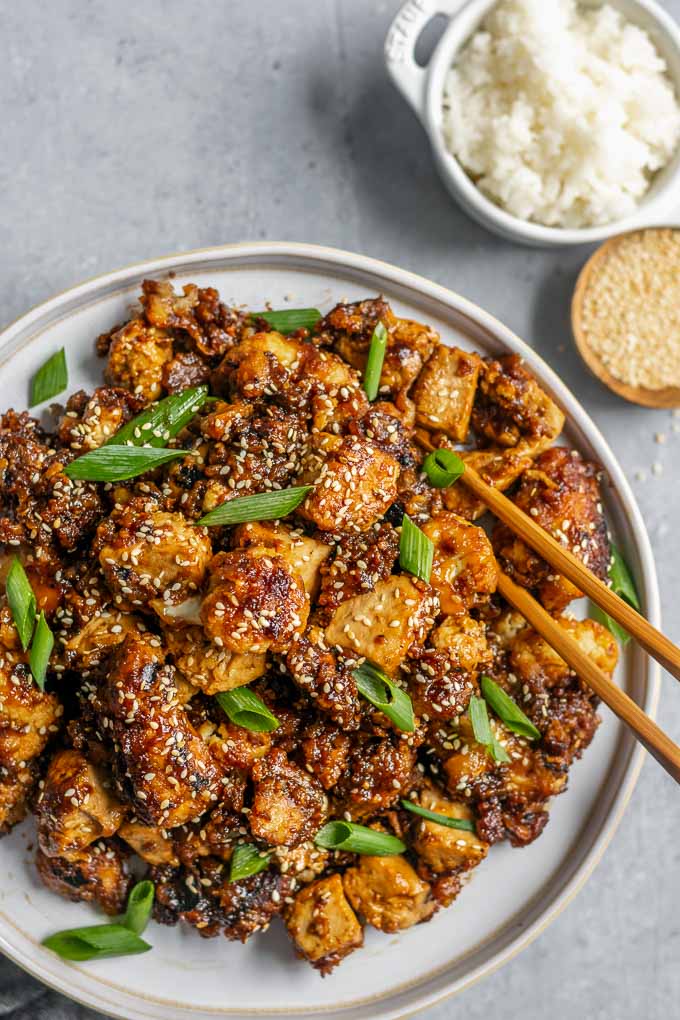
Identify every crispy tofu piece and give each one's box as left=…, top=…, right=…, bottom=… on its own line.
left=57, top=387, right=145, bottom=451
left=411, top=785, right=488, bottom=873
left=212, top=331, right=307, bottom=400
left=472, top=354, right=564, bottom=454
left=429, top=614, right=491, bottom=673
left=442, top=717, right=495, bottom=794
left=65, top=610, right=146, bottom=670
left=285, top=873, right=363, bottom=974
left=299, top=436, right=400, bottom=534
left=441, top=447, right=532, bottom=520
left=324, top=576, right=437, bottom=674
left=164, top=624, right=267, bottom=695
left=412, top=346, right=481, bottom=440
left=250, top=748, right=327, bottom=848
left=0, top=657, right=62, bottom=777
left=118, top=820, right=178, bottom=866
left=36, top=841, right=130, bottom=916
left=0, top=764, right=37, bottom=834
left=233, top=521, right=331, bottom=598
left=421, top=512, right=498, bottom=617
left=105, top=319, right=173, bottom=402
left=343, top=853, right=435, bottom=932
left=37, top=750, right=127, bottom=859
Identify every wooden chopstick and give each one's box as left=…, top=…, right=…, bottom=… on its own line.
left=462, top=464, right=680, bottom=683
left=497, top=571, right=680, bottom=785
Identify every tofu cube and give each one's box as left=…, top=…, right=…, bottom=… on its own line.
left=285, top=874, right=363, bottom=974
left=233, top=520, right=331, bottom=598
left=412, top=346, right=481, bottom=440
left=342, top=853, right=435, bottom=932
left=412, top=785, right=488, bottom=873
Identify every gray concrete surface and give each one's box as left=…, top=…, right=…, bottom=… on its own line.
left=0, top=2, right=678, bottom=1018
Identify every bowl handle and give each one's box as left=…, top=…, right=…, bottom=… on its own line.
left=385, top=0, right=468, bottom=115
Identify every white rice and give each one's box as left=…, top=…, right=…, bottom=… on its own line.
left=442, top=0, right=680, bottom=227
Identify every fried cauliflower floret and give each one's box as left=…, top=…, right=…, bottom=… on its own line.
left=412, top=345, right=481, bottom=440
left=203, top=405, right=309, bottom=495
left=421, top=512, right=498, bottom=617
left=96, top=636, right=224, bottom=827
left=411, top=784, right=488, bottom=874
left=439, top=447, right=532, bottom=521
left=233, top=521, right=331, bottom=598
left=0, top=765, right=37, bottom=834
left=285, top=627, right=361, bottom=730
left=212, top=331, right=308, bottom=401
left=36, top=749, right=127, bottom=859
left=315, top=522, right=400, bottom=625
left=36, top=840, right=130, bottom=915
left=118, top=819, right=179, bottom=866
left=324, top=576, right=438, bottom=675
left=105, top=318, right=173, bottom=402
left=57, top=387, right=145, bottom=451
left=140, top=278, right=245, bottom=362
left=510, top=616, right=618, bottom=688
left=250, top=748, right=327, bottom=848
left=472, top=354, right=565, bottom=453
left=343, top=852, right=435, bottom=932
left=200, top=549, right=309, bottom=655
left=96, top=501, right=213, bottom=612
left=406, top=615, right=491, bottom=720
left=163, top=624, right=267, bottom=695
left=492, top=448, right=611, bottom=613
left=64, top=609, right=147, bottom=670
left=299, top=437, right=400, bottom=534
left=300, top=720, right=352, bottom=790
left=285, top=874, right=363, bottom=974
left=337, top=733, right=419, bottom=818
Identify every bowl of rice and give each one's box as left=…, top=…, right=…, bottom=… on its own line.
left=385, top=0, right=680, bottom=246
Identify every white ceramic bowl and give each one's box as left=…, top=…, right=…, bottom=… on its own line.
left=0, top=242, right=660, bottom=1019
left=385, top=0, right=680, bottom=247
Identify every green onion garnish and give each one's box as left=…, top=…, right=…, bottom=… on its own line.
left=30, top=348, right=68, bottom=407
left=29, top=611, right=54, bottom=692
left=42, top=924, right=151, bottom=962
left=480, top=675, right=540, bottom=741
left=196, top=485, right=313, bottom=527
left=5, top=558, right=37, bottom=652
left=400, top=798, right=475, bottom=832
left=362, top=321, right=388, bottom=401
left=64, top=445, right=189, bottom=482
left=215, top=688, right=280, bottom=733
left=399, top=514, right=434, bottom=583
left=599, top=545, right=641, bottom=645
left=229, top=844, right=272, bottom=883
left=122, top=880, right=155, bottom=936
left=469, top=695, right=509, bottom=763
left=251, top=308, right=321, bottom=335
left=107, top=385, right=209, bottom=448
left=314, top=820, right=405, bottom=856
left=423, top=448, right=465, bottom=489
left=353, top=661, right=415, bottom=732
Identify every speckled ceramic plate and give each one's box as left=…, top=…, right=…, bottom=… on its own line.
left=0, top=243, right=660, bottom=1020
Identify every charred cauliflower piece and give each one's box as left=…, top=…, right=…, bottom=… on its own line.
left=96, top=635, right=224, bottom=827
left=343, top=852, right=435, bottom=932
left=36, top=840, right=130, bottom=915
left=200, top=549, right=309, bottom=654
left=164, top=624, right=267, bottom=695
left=250, top=748, right=327, bottom=848
left=421, top=512, right=498, bottom=617
left=285, top=627, right=361, bottom=730
left=37, top=749, right=126, bottom=859
left=57, top=387, right=145, bottom=451
left=492, top=448, right=610, bottom=612
left=96, top=501, right=213, bottom=614
left=325, top=576, right=437, bottom=675
left=412, top=346, right=481, bottom=441
left=472, top=354, right=564, bottom=453
left=285, top=873, right=363, bottom=974
left=406, top=614, right=491, bottom=721
left=299, top=437, right=400, bottom=534
left=105, top=318, right=173, bottom=401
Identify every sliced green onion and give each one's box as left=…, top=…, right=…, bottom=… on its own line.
left=400, top=798, right=475, bottom=832
left=216, top=688, right=279, bottom=733
left=600, top=545, right=641, bottom=645
left=423, top=448, right=465, bottom=488
left=196, top=486, right=313, bottom=527
left=5, top=558, right=37, bottom=652
left=122, top=880, right=155, bottom=935
left=229, top=843, right=272, bottom=882
left=30, top=348, right=68, bottom=407
left=363, top=321, right=388, bottom=401
left=314, top=820, right=405, bottom=856
left=42, top=924, right=151, bottom=961
left=64, top=445, right=188, bottom=482
left=353, top=661, right=415, bottom=732
left=469, top=695, right=509, bottom=763
left=480, top=675, right=540, bottom=741
left=29, top=611, right=54, bottom=691
left=107, top=385, right=209, bottom=448
left=399, top=514, right=434, bottom=583
left=251, top=308, right=321, bottom=334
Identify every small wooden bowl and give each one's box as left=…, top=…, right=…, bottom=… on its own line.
left=572, top=229, right=680, bottom=409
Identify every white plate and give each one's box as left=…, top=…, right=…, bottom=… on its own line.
left=0, top=242, right=660, bottom=1020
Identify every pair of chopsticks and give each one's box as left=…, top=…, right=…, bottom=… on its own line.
left=461, top=466, right=680, bottom=785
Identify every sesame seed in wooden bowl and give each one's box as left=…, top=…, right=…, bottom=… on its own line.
left=572, top=228, right=680, bottom=409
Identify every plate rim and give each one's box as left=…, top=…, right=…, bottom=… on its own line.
left=0, top=240, right=661, bottom=1020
